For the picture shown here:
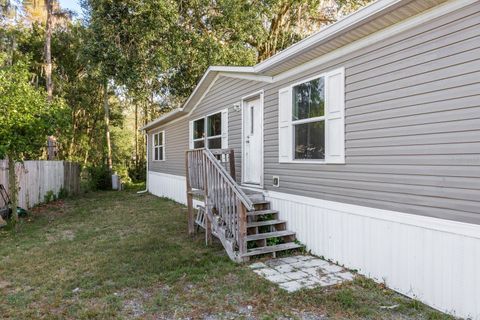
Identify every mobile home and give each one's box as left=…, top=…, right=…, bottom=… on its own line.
left=143, top=0, right=480, bottom=318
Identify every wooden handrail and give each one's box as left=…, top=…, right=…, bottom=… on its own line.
left=202, top=149, right=254, bottom=211
left=206, top=148, right=236, bottom=181
left=186, top=148, right=253, bottom=259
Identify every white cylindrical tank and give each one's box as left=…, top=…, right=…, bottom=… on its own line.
left=112, top=173, right=120, bottom=190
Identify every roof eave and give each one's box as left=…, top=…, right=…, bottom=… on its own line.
left=253, top=0, right=404, bottom=74
left=142, top=67, right=264, bottom=131
left=141, top=109, right=186, bottom=131
left=142, top=0, right=430, bottom=131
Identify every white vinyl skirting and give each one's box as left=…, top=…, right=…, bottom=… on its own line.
left=148, top=171, right=202, bottom=208
left=148, top=171, right=480, bottom=319
left=265, top=190, right=480, bottom=320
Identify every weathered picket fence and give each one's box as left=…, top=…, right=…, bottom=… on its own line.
left=0, top=160, right=80, bottom=209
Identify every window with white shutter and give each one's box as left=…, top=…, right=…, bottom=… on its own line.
left=278, top=67, right=345, bottom=164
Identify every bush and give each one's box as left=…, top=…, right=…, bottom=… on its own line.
left=86, top=165, right=112, bottom=191
left=58, top=187, right=69, bottom=199
left=113, top=164, right=131, bottom=185
left=128, top=160, right=146, bottom=183
left=44, top=190, right=57, bottom=203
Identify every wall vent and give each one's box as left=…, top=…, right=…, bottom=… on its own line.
left=272, top=176, right=280, bottom=187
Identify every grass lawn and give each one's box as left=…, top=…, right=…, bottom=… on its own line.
left=0, top=189, right=453, bottom=319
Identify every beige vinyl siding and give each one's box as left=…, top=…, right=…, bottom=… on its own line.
left=148, top=76, right=264, bottom=180
left=148, top=2, right=480, bottom=225
left=189, top=77, right=264, bottom=181
left=148, top=119, right=188, bottom=176
left=262, top=2, right=480, bottom=224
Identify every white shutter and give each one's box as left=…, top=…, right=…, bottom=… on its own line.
left=278, top=86, right=292, bottom=163
left=325, top=67, right=345, bottom=164
left=152, top=133, right=157, bottom=161
left=221, top=108, right=228, bottom=148
left=188, top=120, right=194, bottom=149
left=162, top=130, right=166, bottom=160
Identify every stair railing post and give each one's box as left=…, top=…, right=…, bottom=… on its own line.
left=229, top=148, right=236, bottom=181
left=185, top=151, right=194, bottom=235
left=237, top=200, right=247, bottom=257
left=203, top=152, right=212, bottom=245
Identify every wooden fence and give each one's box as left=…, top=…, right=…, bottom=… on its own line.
left=0, top=160, right=80, bottom=209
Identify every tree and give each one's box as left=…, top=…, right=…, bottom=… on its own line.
left=44, top=0, right=53, bottom=101
left=0, top=0, right=18, bottom=21
left=171, top=0, right=374, bottom=96
left=80, top=0, right=372, bottom=178
left=82, top=0, right=180, bottom=170
left=0, top=55, right=65, bottom=225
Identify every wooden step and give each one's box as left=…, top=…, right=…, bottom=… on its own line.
left=247, top=219, right=286, bottom=228
left=251, top=199, right=269, bottom=205
left=246, top=230, right=295, bottom=241
left=242, top=242, right=302, bottom=257
left=248, top=194, right=265, bottom=203
left=188, top=189, right=205, bottom=196
left=247, top=209, right=278, bottom=217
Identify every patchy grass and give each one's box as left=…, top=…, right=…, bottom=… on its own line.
left=0, top=190, right=454, bottom=319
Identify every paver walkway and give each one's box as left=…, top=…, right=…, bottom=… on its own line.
left=250, top=255, right=355, bottom=292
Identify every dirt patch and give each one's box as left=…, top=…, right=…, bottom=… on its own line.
left=123, top=299, right=145, bottom=318
left=46, top=229, right=76, bottom=243
left=30, top=200, right=67, bottom=219
left=0, top=280, right=11, bottom=290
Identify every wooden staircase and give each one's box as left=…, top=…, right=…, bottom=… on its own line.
left=186, top=148, right=301, bottom=262
left=242, top=189, right=301, bottom=259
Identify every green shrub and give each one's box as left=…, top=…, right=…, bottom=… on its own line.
left=113, top=165, right=131, bottom=185
left=128, top=160, right=146, bottom=183
left=58, top=187, right=69, bottom=199
left=44, top=190, right=56, bottom=203
left=86, top=165, right=112, bottom=191
left=335, top=288, right=358, bottom=309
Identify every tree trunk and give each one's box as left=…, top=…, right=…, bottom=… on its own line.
left=45, top=0, right=56, bottom=160
left=103, top=80, right=113, bottom=171
left=134, top=103, right=138, bottom=166
left=44, top=0, right=53, bottom=102
left=7, top=156, right=18, bottom=226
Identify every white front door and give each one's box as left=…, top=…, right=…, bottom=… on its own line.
left=243, top=96, right=263, bottom=186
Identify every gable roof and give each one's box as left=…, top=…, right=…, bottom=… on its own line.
left=143, top=0, right=449, bottom=131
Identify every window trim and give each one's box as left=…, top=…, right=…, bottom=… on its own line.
left=192, top=117, right=206, bottom=149
left=190, top=110, right=225, bottom=149
left=152, top=130, right=165, bottom=162
left=279, top=67, right=345, bottom=164
left=290, top=73, right=327, bottom=163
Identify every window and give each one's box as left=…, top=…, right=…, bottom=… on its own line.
left=153, top=131, right=165, bottom=161
left=292, top=77, right=325, bottom=160
left=278, top=67, right=345, bottom=164
left=189, top=109, right=228, bottom=149
left=193, top=118, right=205, bottom=149
left=207, top=112, right=222, bottom=148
